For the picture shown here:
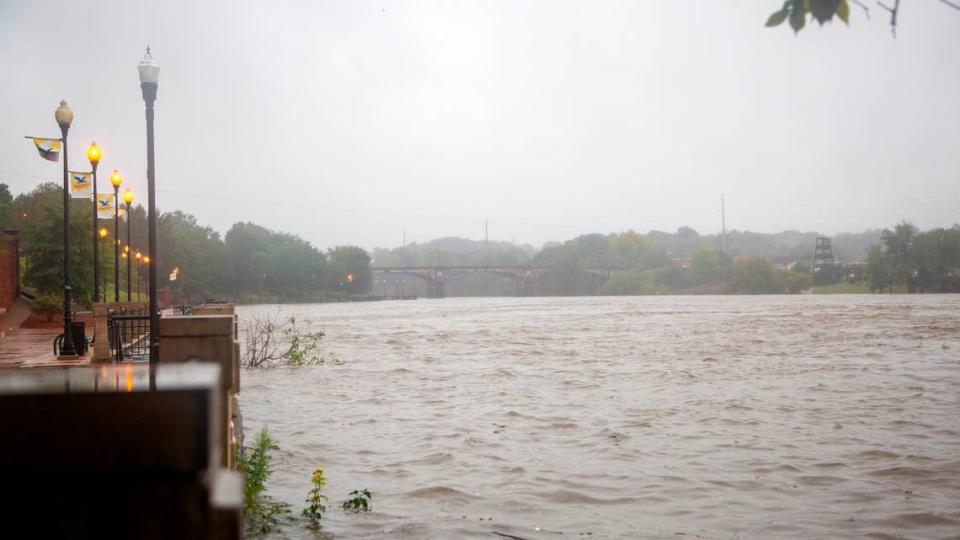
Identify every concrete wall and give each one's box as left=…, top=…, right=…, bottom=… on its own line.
left=158, top=304, right=240, bottom=469
left=0, top=363, right=240, bottom=538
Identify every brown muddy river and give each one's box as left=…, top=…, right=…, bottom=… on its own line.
left=239, top=296, right=960, bottom=539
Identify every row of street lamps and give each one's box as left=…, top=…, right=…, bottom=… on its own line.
left=95, top=226, right=149, bottom=301
left=85, top=143, right=140, bottom=304
left=48, top=49, right=160, bottom=359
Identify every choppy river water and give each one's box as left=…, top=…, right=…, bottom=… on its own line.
left=239, top=296, right=960, bottom=539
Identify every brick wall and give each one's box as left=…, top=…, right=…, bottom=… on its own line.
left=0, top=230, right=19, bottom=310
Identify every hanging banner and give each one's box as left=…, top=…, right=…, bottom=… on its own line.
left=31, top=137, right=61, bottom=162
left=96, top=193, right=114, bottom=219
left=69, top=171, right=92, bottom=199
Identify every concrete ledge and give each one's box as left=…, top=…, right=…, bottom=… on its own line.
left=0, top=363, right=220, bottom=474
left=161, top=315, right=235, bottom=338
left=192, top=303, right=236, bottom=316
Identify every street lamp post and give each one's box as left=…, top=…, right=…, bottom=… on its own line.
left=135, top=252, right=142, bottom=299
left=99, top=227, right=108, bottom=298
left=142, top=256, right=150, bottom=299
left=123, top=189, right=134, bottom=301
left=87, top=142, right=102, bottom=302
left=110, top=170, right=122, bottom=301
left=139, top=47, right=160, bottom=363
left=55, top=100, right=78, bottom=357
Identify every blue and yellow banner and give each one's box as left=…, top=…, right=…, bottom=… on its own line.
left=32, top=137, right=61, bottom=162
left=69, top=171, right=92, bottom=199
left=96, top=193, right=114, bottom=219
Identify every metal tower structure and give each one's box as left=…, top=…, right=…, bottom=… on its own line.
left=812, top=237, right=835, bottom=280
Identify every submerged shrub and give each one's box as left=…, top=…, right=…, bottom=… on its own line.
left=241, top=313, right=341, bottom=368
left=237, top=427, right=291, bottom=535
left=342, top=489, right=372, bottom=513
left=282, top=316, right=329, bottom=366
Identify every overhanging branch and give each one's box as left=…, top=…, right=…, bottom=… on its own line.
left=936, top=0, right=960, bottom=11
left=877, top=0, right=901, bottom=37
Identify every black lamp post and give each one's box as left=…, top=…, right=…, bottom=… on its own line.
left=123, top=189, right=133, bottom=301
left=110, top=170, right=123, bottom=302
left=136, top=252, right=143, bottom=300
left=98, top=227, right=108, bottom=299
left=139, top=47, right=160, bottom=363
left=87, top=142, right=102, bottom=302
left=55, top=100, right=78, bottom=357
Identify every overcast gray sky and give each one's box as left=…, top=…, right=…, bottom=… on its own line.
left=1, top=1, right=958, bottom=250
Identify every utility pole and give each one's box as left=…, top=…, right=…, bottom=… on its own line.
left=721, top=194, right=727, bottom=256
left=402, top=229, right=406, bottom=248
left=484, top=218, right=488, bottom=243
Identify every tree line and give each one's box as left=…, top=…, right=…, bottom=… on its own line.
left=374, top=224, right=960, bottom=296
left=9, top=180, right=954, bottom=303
left=373, top=231, right=814, bottom=295
left=1, top=182, right=373, bottom=306
left=864, top=222, right=960, bottom=293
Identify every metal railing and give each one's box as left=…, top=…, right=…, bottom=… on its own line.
left=108, top=308, right=151, bottom=362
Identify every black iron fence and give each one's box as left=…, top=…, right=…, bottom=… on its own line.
left=108, top=308, right=151, bottom=362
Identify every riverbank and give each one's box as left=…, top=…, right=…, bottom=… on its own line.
left=812, top=281, right=871, bottom=294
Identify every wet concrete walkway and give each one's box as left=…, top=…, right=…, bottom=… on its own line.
left=0, top=298, right=95, bottom=368
left=0, top=328, right=91, bottom=368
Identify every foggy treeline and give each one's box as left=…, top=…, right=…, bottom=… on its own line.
left=371, top=227, right=890, bottom=296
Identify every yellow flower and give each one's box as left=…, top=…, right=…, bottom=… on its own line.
left=311, top=466, right=326, bottom=486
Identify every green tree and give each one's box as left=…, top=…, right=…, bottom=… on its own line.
left=865, top=245, right=892, bottom=293
left=569, top=234, right=611, bottom=271
left=774, top=268, right=813, bottom=293
left=327, top=246, right=372, bottom=294
left=727, top=257, right=780, bottom=294
left=691, top=247, right=728, bottom=285
left=910, top=228, right=960, bottom=293
left=532, top=244, right=600, bottom=295
left=654, top=263, right=692, bottom=290
left=609, top=230, right=646, bottom=270
left=0, top=183, right=14, bottom=230
left=14, top=183, right=97, bottom=304
left=882, top=222, right=917, bottom=292
left=157, top=211, right=233, bottom=303
left=599, top=269, right=658, bottom=295
left=225, top=222, right=327, bottom=300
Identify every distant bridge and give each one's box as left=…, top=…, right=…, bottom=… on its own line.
left=372, top=265, right=610, bottom=298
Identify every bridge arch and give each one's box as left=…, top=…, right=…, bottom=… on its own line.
left=372, top=266, right=550, bottom=298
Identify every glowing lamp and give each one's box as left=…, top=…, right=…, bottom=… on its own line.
left=87, top=141, right=101, bottom=165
